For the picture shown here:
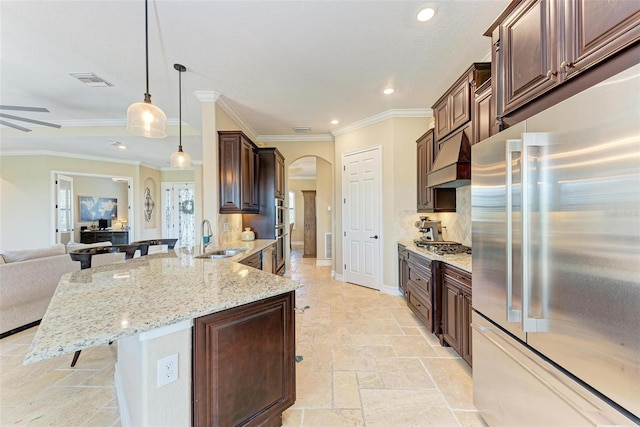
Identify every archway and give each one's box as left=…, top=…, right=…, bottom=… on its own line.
left=288, top=155, right=332, bottom=265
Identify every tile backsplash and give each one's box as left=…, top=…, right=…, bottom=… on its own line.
left=397, top=186, right=472, bottom=247
left=217, top=214, right=242, bottom=245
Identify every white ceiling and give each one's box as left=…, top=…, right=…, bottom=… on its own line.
left=0, top=0, right=508, bottom=168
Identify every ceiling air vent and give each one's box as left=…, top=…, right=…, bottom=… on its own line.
left=293, top=127, right=311, bottom=133
left=68, top=72, right=113, bottom=87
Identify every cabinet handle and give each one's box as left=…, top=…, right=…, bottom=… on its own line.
left=416, top=303, right=421, bottom=307
left=546, top=69, right=557, bottom=78
left=560, top=61, right=574, bottom=69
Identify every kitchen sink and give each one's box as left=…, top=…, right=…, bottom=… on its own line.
left=196, top=248, right=247, bottom=259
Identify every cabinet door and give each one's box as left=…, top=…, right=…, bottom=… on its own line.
left=434, top=101, right=450, bottom=141
left=416, top=135, right=431, bottom=211
left=274, top=152, right=285, bottom=199
left=442, top=281, right=461, bottom=354
left=473, top=81, right=493, bottom=145
left=563, top=0, right=640, bottom=80
left=219, top=135, right=242, bottom=212
left=450, top=78, right=471, bottom=132
left=501, top=0, right=558, bottom=115
left=240, top=139, right=259, bottom=211
left=461, top=290, right=473, bottom=366
left=193, top=292, right=295, bottom=427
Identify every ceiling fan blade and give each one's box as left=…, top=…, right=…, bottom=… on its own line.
left=0, top=119, right=32, bottom=132
left=0, top=105, right=50, bottom=113
left=0, top=113, right=61, bottom=129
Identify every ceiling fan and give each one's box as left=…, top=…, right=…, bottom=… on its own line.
left=0, top=105, right=62, bottom=132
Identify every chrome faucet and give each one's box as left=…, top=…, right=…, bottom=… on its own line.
left=201, top=219, right=213, bottom=254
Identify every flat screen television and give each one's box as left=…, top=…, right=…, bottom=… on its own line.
left=98, top=219, right=110, bottom=230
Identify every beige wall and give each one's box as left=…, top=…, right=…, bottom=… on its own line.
left=288, top=178, right=316, bottom=245
left=334, top=117, right=430, bottom=290
left=0, top=155, right=140, bottom=250
left=74, top=175, right=129, bottom=242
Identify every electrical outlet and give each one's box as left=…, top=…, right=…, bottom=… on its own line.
left=157, top=353, right=178, bottom=387
left=223, top=222, right=230, bottom=232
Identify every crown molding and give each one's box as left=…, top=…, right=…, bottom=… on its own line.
left=331, top=108, right=433, bottom=136
left=209, top=95, right=258, bottom=141
left=0, top=150, right=144, bottom=165
left=193, top=91, right=220, bottom=102
left=256, top=134, right=334, bottom=143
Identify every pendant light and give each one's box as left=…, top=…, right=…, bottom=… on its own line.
left=170, top=63, right=192, bottom=168
left=126, top=0, right=167, bottom=138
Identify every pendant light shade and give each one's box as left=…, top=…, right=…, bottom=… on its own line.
left=170, top=63, right=192, bottom=169
left=126, top=0, right=166, bottom=138
left=170, top=145, right=192, bottom=168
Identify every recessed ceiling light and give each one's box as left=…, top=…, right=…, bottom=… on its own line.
left=417, top=7, right=436, bottom=22
left=383, top=88, right=395, bottom=95
left=331, top=119, right=339, bottom=125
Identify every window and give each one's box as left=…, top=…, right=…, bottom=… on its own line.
left=289, top=191, right=295, bottom=229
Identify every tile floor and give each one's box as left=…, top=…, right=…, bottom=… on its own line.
left=0, top=249, right=484, bottom=426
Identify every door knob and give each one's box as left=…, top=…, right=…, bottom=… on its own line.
left=370, top=235, right=379, bottom=239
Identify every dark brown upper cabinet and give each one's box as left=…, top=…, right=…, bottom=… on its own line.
left=219, top=131, right=259, bottom=213
left=416, top=129, right=456, bottom=213
left=487, top=0, right=640, bottom=125
left=473, top=78, right=494, bottom=145
left=432, top=63, right=491, bottom=143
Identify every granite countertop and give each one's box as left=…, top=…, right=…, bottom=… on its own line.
left=398, top=239, right=472, bottom=273
left=25, top=239, right=301, bottom=364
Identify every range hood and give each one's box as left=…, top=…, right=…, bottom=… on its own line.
left=427, top=126, right=471, bottom=188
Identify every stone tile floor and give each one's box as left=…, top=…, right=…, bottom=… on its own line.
left=0, top=249, right=484, bottom=426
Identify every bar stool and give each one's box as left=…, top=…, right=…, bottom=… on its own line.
left=130, top=238, right=178, bottom=256
left=67, top=244, right=140, bottom=367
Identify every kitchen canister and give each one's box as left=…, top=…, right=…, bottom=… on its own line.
left=241, top=227, right=255, bottom=241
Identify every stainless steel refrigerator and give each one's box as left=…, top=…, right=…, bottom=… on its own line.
left=471, top=63, right=640, bottom=426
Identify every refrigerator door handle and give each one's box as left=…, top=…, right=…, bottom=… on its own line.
left=506, top=139, right=522, bottom=323
left=521, top=133, right=550, bottom=333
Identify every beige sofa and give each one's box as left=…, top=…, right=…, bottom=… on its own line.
left=0, top=243, right=124, bottom=337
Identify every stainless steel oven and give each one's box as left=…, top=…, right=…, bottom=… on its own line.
left=275, top=225, right=285, bottom=275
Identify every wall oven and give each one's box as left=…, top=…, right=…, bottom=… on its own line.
left=274, top=199, right=286, bottom=275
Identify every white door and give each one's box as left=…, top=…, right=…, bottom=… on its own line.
left=162, top=183, right=195, bottom=248
left=55, top=174, right=74, bottom=245
left=342, top=147, right=381, bottom=290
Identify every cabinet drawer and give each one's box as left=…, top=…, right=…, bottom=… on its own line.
left=407, top=252, right=432, bottom=272
left=407, top=282, right=433, bottom=331
left=408, top=263, right=431, bottom=297
left=442, top=264, right=472, bottom=290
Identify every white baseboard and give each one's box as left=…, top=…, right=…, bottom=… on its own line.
left=315, top=259, right=331, bottom=266
left=114, top=362, right=130, bottom=427
left=291, top=241, right=304, bottom=247
left=380, top=284, right=402, bottom=296
left=334, top=273, right=344, bottom=282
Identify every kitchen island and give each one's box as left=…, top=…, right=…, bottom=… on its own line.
left=25, top=239, right=301, bottom=426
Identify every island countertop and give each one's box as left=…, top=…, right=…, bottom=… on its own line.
left=25, top=239, right=301, bottom=364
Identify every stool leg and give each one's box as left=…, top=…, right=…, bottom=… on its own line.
left=70, top=350, right=81, bottom=367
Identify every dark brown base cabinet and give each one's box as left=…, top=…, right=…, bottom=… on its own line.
left=80, top=231, right=128, bottom=245
left=441, top=264, right=473, bottom=366
left=397, top=244, right=409, bottom=297
left=193, top=291, right=296, bottom=427
left=405, top=251, right=441, bottom=335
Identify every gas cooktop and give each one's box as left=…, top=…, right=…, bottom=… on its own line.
left=414, top=240, right=472, bottom=255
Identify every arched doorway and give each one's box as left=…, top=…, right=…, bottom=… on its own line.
left=288, top=156, right=332, bottom=265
